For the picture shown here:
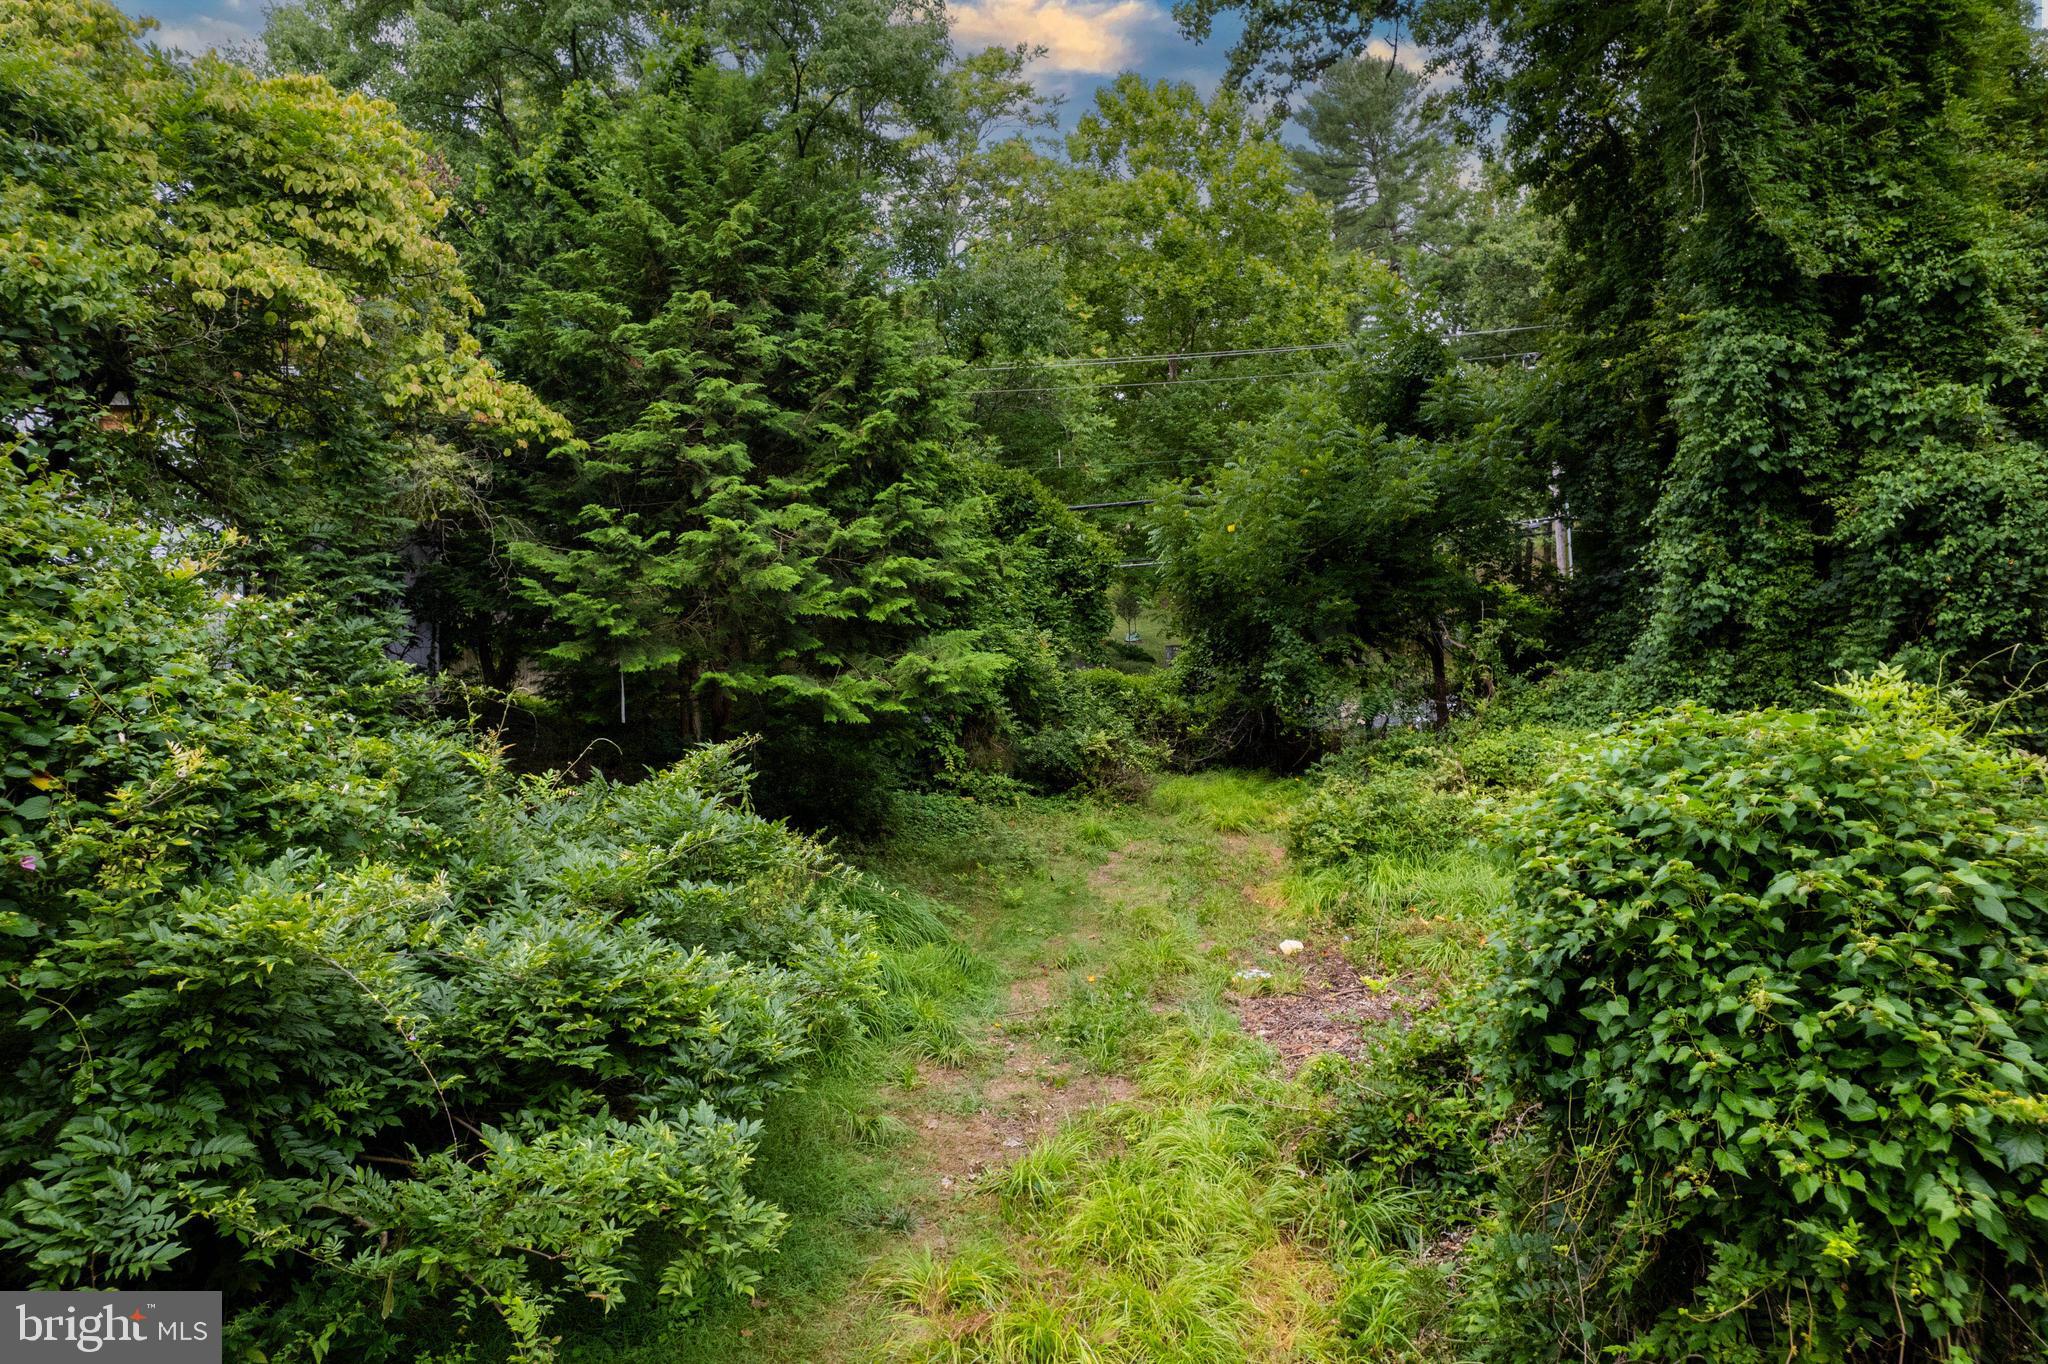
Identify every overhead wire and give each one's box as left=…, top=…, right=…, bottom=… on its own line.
left=973, top=348, right=1544, bottom=398
left=965, top=341, right=1354, bottom=373
left=978, top=326, right=1555, bottom=516
left=972, top=367, right=1340, bottom=397
left=958, top=323, right=1553, bottom=374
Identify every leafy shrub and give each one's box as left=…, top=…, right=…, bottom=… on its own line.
left=1012, top=668, right=1175, bottom=799
left=1078, top=668, right=1195, bottom=759
left=1290, top=767, right=1475, bottom=866
left=1447, top=725, right=1574, bottom=792
left=974, top=463, right=1116, bottom=659
left=1480, top=666, right=1643, bottom=731
left=0, top=468, right=882, bottom=1360
left=1483, top=675, right=2048, bottom=1360
left=1288, top=723, right=1571, bottom=867
left=1305, top=1018, right=1498, bottom=1224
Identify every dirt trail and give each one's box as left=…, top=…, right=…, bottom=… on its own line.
left=706, top=784, right=1420, bottom=1362
left=874, top=821, right=1297, bottom=1234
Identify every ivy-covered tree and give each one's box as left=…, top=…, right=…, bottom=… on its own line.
left=1198, top=0, right=2048, bottom=704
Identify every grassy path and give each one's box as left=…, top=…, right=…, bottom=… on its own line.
left=558, top=771, right=1427, bottom=1363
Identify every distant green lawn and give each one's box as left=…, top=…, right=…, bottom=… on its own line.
left=1107, top=601, right=1181, bottom=669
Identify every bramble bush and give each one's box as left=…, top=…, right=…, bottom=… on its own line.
left=1287, top=721, right=1569, bottom=868
left=0, top=467, right=881, bottom=1360
left=1482, top=674, right=2048, bottom=1361
left=1013, top=668, right=1184, bottom=800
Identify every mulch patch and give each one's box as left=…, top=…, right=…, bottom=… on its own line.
left=1233, top=945, right=1430, bottom=1072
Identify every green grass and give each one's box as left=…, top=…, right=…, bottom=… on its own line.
left=1280, top=851, right=1508, bottom=989
left=555, top=762, right=1506, bottom=1364
left=1151, top=770, right=1294, bottom=834
left=889, top=1025, right=1359, bottom=1364
left=882, top=779, right=1385, bottom=1364
left=551, top=776, right=1302, bottom=1362
left=1104, top=602, right=1183, bottom=669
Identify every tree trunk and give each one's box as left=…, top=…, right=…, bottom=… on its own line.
left=479, top=636, right=516, bottom=692
left=681, top=662, right=702, bottom=744
left=1425, top=624, right=1450, bottom=730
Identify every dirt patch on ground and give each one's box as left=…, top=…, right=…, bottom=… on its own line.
left=1217, top=832, right=1290, bottom=911
left=1005, top=969, right=1056, bottom=1015
left=909, top=1042, right=1134, bottom=1193
left=1232, top=945, right=1430, bottom=1072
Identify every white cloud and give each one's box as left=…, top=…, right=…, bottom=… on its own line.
left=948, top=0, right=1156, bottom=74
left=147, top=11, right=260, bottom=56
left=1361, top=35, right=1427, bottom=74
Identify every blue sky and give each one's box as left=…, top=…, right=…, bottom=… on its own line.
left=124, top=0, right=1268, bottom=129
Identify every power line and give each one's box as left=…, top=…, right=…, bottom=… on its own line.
left=960, top=323, right=1553, bottom=374
left=1019, top=455, right=1191, bottom=475
left=977, top=347, right=1547, bottom=397
left=974, top=367, right=1338, bottom=397
left=1446, top=324, right=1553, bottom=339
left=966, top=341, right=1354, bottom=374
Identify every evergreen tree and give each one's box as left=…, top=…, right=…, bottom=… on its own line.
left=1291, top=54, right=1463, bottom=265
left=459, top=55, right=1010, bottom=801
left=1291, top=51, right=1553, bottom=332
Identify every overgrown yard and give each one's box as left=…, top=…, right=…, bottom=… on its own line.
left=552, top=688, right=2048, bottom=1364
left=547, top=768, right=1500, bottom=1363
left=13, top=0, right=2048, bottom=1356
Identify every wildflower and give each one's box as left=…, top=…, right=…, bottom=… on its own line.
left=19, top=855, right=37, bottom=872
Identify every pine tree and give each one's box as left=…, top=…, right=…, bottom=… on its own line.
left=468, top=59, right=1005, bottom=795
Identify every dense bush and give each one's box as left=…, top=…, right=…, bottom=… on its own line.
left=1290, top=733, right=1474, bottom=866
left=975, top=464, right=1117, bottom=660
left=1288, top=720, right=1577, bottom=868
left=1478, top=667, right=1645, bottom=732
left=1012, top=669, right=1190, bottom=799
left=1484, top=675, right=2048, bottom=1360
left=1447, top=725, right=1574, bottom=793
left=926, top=653, right=1187, bottom=803
left=0, top=467, right=880, bottom=1360
left=1148, top=325, right=1549, bottom=760
left=1291, top=765, right=1475, bottom=867
left=1305, top=1019, right=1497, bottom=1221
